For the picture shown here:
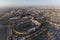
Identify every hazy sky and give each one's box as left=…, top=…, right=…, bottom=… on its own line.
left=0, top=0, right=60, bottom=7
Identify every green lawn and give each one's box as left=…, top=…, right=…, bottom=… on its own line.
left=21, top=23, right=32, bottom=30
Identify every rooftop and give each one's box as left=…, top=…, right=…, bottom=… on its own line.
left=13, top=16, right=41, bottom=35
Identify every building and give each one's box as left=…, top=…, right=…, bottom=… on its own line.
left=10, top=16, right=41, bottom=40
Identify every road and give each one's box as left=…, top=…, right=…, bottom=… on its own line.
left=46, top=20, right=60, bottom=40
left=0, top=18, right=60, bottom=40
left=0, top=25, right=9, bottom=40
